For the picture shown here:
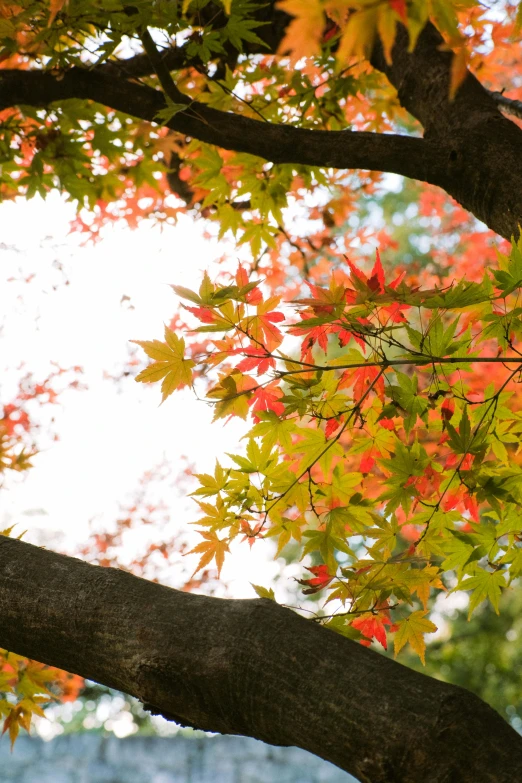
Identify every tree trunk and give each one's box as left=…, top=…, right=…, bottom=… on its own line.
left=1, top=536, right=521, bottom=783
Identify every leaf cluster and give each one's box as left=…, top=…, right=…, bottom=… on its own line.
left=134, top=237, right=522, bottom=662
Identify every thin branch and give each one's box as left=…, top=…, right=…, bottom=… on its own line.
left=139, top=28, right=189, bottom=107
left=488, top=89, right=522, bottom=121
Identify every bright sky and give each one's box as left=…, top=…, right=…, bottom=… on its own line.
left=0, top=192, right=284, bottom=597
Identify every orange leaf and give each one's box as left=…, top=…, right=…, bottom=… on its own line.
left=49, top=0, right=67, bottom=26
left=449, top=46, right=468, bottom=100
left=187, top=531, right=229, bottom=577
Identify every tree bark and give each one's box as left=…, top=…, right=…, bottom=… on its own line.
left=1, top=536, right=521, bottom=783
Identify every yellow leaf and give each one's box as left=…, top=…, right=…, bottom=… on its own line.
left=449, top=46, right=468, bottom=101
left=207, top=371, right=255, bottom=421
left=132, top=326, right=195, bottom=403
left=277, top=0, right=325, bottom=58
left=393, top=610, right=437, bottom=664
left=516, top=2, right=522, bottom=31
left=251, top=583, right=275, bottom=600
left=337, top=8, right=378, bottom=63
left=275, top=526, right=291, bottom=556
left=377, top=5, right=398, bottom=65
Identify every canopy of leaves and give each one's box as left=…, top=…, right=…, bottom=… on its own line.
left=1, top=0, right=522, bottom=746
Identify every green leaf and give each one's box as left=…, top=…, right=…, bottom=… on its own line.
left=460, top=569, right=506, bottom=619
left=154, top=98, right=189, bottom=126
left=251, top=584, right=275, bottom=600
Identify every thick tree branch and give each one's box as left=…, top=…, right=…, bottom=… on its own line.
left=1, top=18, right=521, bottom=238
left=0, top=68, right=434, bottom=184
left=1, top=536, right=521, bottom=783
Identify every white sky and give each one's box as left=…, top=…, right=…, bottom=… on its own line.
left=0, top=193, right=284, bottom=597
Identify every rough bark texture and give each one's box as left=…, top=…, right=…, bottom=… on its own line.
left=1, top=536, right=522, bottom=783
left=0, top=19, right=520, bottom=238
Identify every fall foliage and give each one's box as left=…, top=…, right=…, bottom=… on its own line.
left=1, top=1, right=522, bottom=780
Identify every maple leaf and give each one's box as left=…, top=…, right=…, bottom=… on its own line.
left=2, top=705, right=33, bottom=749
left=450, top=46, right=469, bottom=101
left=441, top=397, right=455, bottom=422
left=183, top=303, right=236, bottom=332
left=359, top=451, right=375, bottom=473
left=236, top=265, right=263, bottom=304
left=463, top=492, right=479, bottom=522
left=48, top=0, right=67, bottom=26
left=352, top=611, right=394, bottom=650
left=297, top=564, right=334, bottom=594
left=132, top=327, right=195, bottom=403
left=242, top=298, right=285, bottom=352
left=367, top=250, right=385, bottom=292
left=236, top=346, right=275, bottom=375
left=330, top=322, right=366, bottom=350
left=460, top=570, right=506, bottom=619
left=187, top=531, right=230, bottom=577
left=288, top=314, right=332, bottom=358
left=393, top=610, right=437, bottom=664
left=207, top=371, right=257, bottom=421
left=248, top=384, right=285, bottom=422
left=251, top=583, right=275, bottom=600
left=344, top=252, right=409, bottom=323
left=339, top=364, right=385, bottom=403
left=389, top=0, right=407, bottom=23
left=293, top=278, right=349, bottom=315
left=325, top=417, right=342, bottom=439
left=277, top=0, right=324, bottom=58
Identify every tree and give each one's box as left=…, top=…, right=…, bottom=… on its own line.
left=1, top=2, right=522, bottom=781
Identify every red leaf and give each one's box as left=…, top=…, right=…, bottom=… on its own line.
left=441, top=397, right=455, bottom=421
left=345, top=256, right=367, bottom=284
left=248, top=385, right=285, bottom=421
left=443, top=490, right=463, bottom=512
left=257, top=312, right=284, bottom=351
left=352, top=612, right=392, bottom=650
left=184, top=305, right=218, bottom=324
left=325, top=418, right=342, bottom=438
left=359, top=451, right=375, bottom=472
left=236, top=264, right=263, bottom=304
left=289, top=314, right=332, bottom=357
left=389, top=0, right=407, bottom=22
left=236, top=347, right=275, bottom=375
left=463, top=493, right=479, bottom=522
left=263, top=310, right=285, bottom=323
left=339, top=365, right=385, bottom=403
left=297, top=564, right=334, bottom=594
left=367, top=250, right=385, bottom=292
left=330, top=322, right=366, bottom=350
